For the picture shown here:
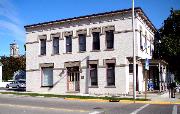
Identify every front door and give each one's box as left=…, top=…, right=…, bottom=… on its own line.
left=67, top=67, right=80, bottom=92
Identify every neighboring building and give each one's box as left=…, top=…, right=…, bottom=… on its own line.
left=142, top=60, right=168, bottom=92
left=0, top=62, right=3, bottom=82
left=24, top=7, right=157, bottom=95
left=10, top=41, right=19, bottom=58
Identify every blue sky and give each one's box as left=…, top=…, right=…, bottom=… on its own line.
left=0, top=0, right=179, bottom=56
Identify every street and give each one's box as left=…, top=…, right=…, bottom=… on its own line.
left=0, top=94, right=179, bottom=114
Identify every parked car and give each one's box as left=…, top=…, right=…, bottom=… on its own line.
left=6, top=80, right=26, bottom=89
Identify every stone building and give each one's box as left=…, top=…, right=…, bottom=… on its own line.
left=24, top=7, right=157, bottom=95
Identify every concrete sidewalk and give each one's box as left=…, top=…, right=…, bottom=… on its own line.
left=134, top=91, right=180, bottom=104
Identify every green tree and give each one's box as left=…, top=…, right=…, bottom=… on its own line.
left=154, top=9, right=180, bottom=81
left=0, top=56, right=26, bottom=81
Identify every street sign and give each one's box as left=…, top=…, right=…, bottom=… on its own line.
left=145, top=58, right=149, bottom=70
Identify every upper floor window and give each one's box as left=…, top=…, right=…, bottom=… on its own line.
left=53, top=37, right=59, bottom=54
left=139, top=26, right=143, bottom=50
left=79, top=34, right=86, bottom=52
left=106, top=30, right=114, bottom=49
left=40, top=39, right=46, bottom=55
left=150, top=36, right=152, bottom=55
left=66, top=36, right=72, bottom=53
left=92, top=32, right=100, bottom=50
left=145, top=31, right=147, bottom=53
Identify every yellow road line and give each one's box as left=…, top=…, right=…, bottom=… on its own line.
left=0, top=103, right=89, bottom=113
left=119, top=100, right=180, bottom=104
left=65, top=98, right=180, bottom=104
left=65, top=98, right=109, bottom=102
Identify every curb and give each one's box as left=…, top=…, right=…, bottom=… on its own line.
left=65, top=98, right=180, bottom=104
left=120, top=100, right=180, bottom=104
left=65, top=98, right=109, bottom=102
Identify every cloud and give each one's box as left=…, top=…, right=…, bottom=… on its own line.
left=0, top=0, right=21, bottom=24
left=0, top=0, right=25, bottom=42
left=0, top=20, right=25, bottom=42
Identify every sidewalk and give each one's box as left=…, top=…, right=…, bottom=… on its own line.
left=134, top=91, right=180, bottom=104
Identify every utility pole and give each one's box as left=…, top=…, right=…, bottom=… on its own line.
left=145, top=58, right=149, bottom=100
left=132, top=0, right=136, bottom=102
left=145, top=69, right=148, bottom=99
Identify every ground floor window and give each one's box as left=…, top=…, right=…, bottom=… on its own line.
left=107, top=63, right=115, bottom=86
left=129, top=64, right=133, bottom=73
left=89, top=64, right=98, bottom=86
left=41, top=67, right=53, bottom=87
left=129, top=64, right=138, bottom=74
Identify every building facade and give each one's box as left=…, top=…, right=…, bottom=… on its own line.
left=25, top=7, right=156, bottom=95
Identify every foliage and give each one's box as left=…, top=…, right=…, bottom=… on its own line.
left=154, top=9, right=180, bottom=81
left=0, top=55, right=25, bottom=81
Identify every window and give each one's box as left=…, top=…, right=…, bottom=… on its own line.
left=92, top=32, right=100, bottom=50
left=79, top=34, right=86, bottom=52
left=140, top=28, right=143, bottom=50
left=66, top=36, right=72, bottom=53
left=107, top=63, right=115, bottom=86
left=106, top=30, right=114, bottom=49
left=40, top=39, right=46, bottom=55
left=42, top=67, right=53, bottom=87
left=89, top=64, right=98, bottom=86
left=53, top=37, right=59, bottom=54
left=129, top=64, right=138, bottom=74
left=129, top=64, right=133, bottom=73
left=145, top=31, right=147, bottom=53
left=150, top=36, right=152, bottom=55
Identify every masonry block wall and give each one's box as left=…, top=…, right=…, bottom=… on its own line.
left=25, top=8, right=155, bottom=95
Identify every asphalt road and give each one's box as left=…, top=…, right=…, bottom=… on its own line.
left=0, top=94, right=179, bottom=114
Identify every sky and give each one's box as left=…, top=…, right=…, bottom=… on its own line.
left=0, top=0, right=179, bottom=56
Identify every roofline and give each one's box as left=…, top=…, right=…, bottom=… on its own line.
left=24, top=7, right=157, bottom=32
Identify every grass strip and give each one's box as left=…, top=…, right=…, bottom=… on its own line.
left=0, top=92, right=149, bottom=101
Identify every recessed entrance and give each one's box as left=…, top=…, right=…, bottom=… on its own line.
left=67, top=67, right=80, bottom=92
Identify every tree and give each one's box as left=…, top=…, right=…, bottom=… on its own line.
left=154, top=9, right=180, bottom=81
left=0, top=56, right=25, bottom=81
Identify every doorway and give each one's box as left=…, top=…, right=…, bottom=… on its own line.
left=67, top=67, right=80, bottom=92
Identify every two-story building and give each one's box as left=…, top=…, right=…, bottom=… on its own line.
left=24, top=7, right=157, bottom=95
